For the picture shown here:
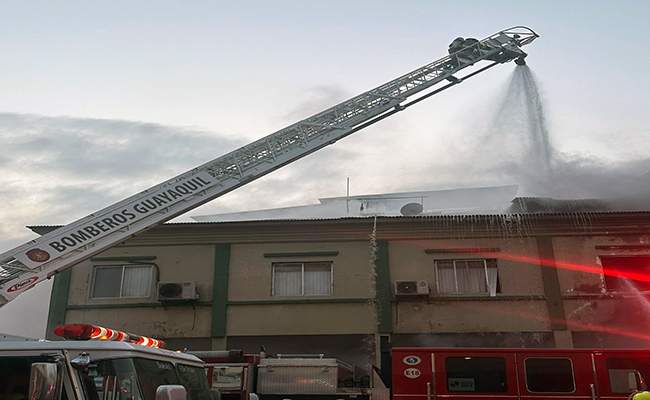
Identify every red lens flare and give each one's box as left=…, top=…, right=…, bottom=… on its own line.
left=428, top=246, right=650, bottom=283
left=421, top=245, right=650, bottom=340
left=457, top=302, right=650, bottom=341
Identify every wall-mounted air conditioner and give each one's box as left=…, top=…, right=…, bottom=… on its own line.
left=395, top=280, right=430, bottom=296
left=157, top=281, right=199, bottom=301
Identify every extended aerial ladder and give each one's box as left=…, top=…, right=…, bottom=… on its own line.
left=0, top=26, right=538, bottom=306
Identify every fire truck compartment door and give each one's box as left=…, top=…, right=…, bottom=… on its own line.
left=516, top=351, right=594, bottom=400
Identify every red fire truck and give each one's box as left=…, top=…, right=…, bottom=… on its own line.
left=391, top=347, right=649, bottom=400
left=192, top=347, right=650, bottom=400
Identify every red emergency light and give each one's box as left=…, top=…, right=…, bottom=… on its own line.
left=54, top=324, right=166, bottom=349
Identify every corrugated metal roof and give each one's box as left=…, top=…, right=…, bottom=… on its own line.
left=27, top=210, right=650, bottom=246
left=27, top=209, right=650, bottom=230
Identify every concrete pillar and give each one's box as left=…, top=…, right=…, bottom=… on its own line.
left=554, top=330, right=574, bottom=348
left=211, top=337, right=227, bottom=350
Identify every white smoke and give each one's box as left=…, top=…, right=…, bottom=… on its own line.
left=466, top=66, right=650, bottom=203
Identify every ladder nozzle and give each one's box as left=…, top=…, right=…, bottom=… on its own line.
left=515, top=55, right=527, bottom=66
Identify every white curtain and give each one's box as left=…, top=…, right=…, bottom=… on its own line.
left=436, top=261, right=457, bottom=294
left=458, top=260, right=487, bottom=293
left=304, top=263, right=332, bottom=295
left=273, top=264, right=302, bottom=296
left=122, top=265, right=152, bottom=297
left=273, top=262, right=332, bottom=296
left=486, top=265, right=499, bottom=297
left=436, top=260, right=498, bottom=295
left=93, top=267, right=122, bottom=298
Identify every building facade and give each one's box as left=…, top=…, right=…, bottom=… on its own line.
left=41, top=210, right=650, bottom=369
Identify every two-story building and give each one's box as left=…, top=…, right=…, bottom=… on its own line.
left=38, top=188, right=650, bottom=369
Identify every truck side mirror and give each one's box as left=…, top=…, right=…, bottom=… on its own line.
left=636, top=371, right=648, bottom=391
left=29, top=362, right=62, bottom=400
left=70, top=352, right=91, bottom=371
left=155, top=385, right=187, bottom=400
left=248, top=393, right=260, bottom=400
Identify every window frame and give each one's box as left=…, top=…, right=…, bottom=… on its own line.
left=91, top=264, right=154, bottom=299
left=524, top=357, right=576, bottom=394
left=600, top=256, right=650, bottom=293
left=444, top=356, right=509, bottom=393
left=434, top=258, right=500, bottom=296
left=605, top=357, right=650, bottom=394
left=271, top=261, right=333, bottom=297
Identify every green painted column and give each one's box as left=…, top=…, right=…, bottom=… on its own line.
left=536, top=236, right=568, bottom=331
left=45, top=269, right=72, bottom=340
left=375, top=240, right=393, bottom=334
left=211, top=244, right=230, bottom=340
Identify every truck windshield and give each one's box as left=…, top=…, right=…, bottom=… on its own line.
left=84, top=357, right=212, bottom=400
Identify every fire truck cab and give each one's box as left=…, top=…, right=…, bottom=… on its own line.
left=0, top=327, right=214, bottom=400
left=391, top=347, right=650, bottom=400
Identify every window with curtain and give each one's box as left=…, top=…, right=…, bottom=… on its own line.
left=272, top=262, right=332, bottom=296
left=435, top=259, right=499, bottom=296
left=91, top=264, right=153, bottom=298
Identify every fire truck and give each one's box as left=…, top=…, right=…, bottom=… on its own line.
left=0, top=26, right=539, bottom=307
left=0, top=323, right=215, bottom=400
left=190, top=347, right=650, bottom=400
left=192, top=349, right=372, bottom=400
left=3, top=23, right=647, bottom=400
left=390, top=347, right=650, bottom=400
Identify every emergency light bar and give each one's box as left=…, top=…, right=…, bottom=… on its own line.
left=54, top=324, right=166, bottom=349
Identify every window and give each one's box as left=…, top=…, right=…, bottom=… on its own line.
left=0, top=356, right=72, bottom=400
left=211, top=366, right=244, bottom=390
left=524, top=357, right=575, bottom=393
left=435, top=259, right=499, bottom=296
left=91, top=264, right=153, bottom=298
left=601, top=256, right=650, bottom=292
left=272, top=262, right=332, bottom=296
left=177, top=364, right=214, bottom=400
left=606, top=358, right=650, bottom=393
left=445, top=356, right=508, bottom=393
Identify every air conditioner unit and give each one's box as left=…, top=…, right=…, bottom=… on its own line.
left=395, top=280, right=430, bottom=296
left=157, top=281, right=199, bottom=301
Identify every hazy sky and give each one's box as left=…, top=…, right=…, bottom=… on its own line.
left=1, top=0, right=649, bottom=337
